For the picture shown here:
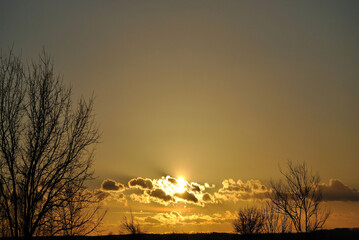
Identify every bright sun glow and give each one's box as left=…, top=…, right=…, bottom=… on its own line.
left=176, top=177, right=187, bottom=193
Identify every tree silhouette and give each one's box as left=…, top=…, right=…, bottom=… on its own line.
left=0, top=48, right=103, bottom=238
left=269, top=161, right=330, bottom=233
left=233, top=206, right=265, bottom=235
left=38, top=186, right=106, bottom=236
left=263, top=203, right=291, bottom=234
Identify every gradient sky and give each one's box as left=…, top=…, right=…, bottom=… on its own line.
left=1, top=0, right=359, bottom=234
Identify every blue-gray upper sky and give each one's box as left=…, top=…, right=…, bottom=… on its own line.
left=1, top=0, right=359, bottom=187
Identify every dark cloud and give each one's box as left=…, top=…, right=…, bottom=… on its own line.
left=101, top=179, right=125, bottom=191
left=319, top=179, right=359, bottom=201
left=191, top=183, right=201, bottom=192
left=175, top=191, right=198, bottom=203
left=128, top=177, right=153, bottom=189
left=167, top=177, right=177, bottom=185
left=149, top=189, right=173, bottom=202
left=202, top=193, right=212, bottom=202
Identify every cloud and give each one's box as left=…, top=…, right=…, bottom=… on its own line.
left=147, top=211, right=182, bottom=225
left=128, top=177, right=154, bottom=189
left=202, top=193, right=213, bottom=202
left=130, top=191, right=174, bottom=206
left=101, top=176, right=272, bottom=206
left=138, top=211, right=234, bottom=226
left=319, top=179, right=359, bottom=201
left=93, top=188, right=127, bottom=204
left=144, top=216, right=161, bottom=224
left=149, top=189, right=174, bottom=202
left=101, top=179, right=125, bottom=191
left=122, top=176, right=215, bottom=206
left=204, top=183, right=216, bottom=188
left=174, top=191, right=199, bottom=203
left=130, top=193, right=150, bottom=204
left=216, top=179, right=269, bottom=202
left=93, top=189, right=111, bottom=201
left=190, top=183, right=201, bottom=192
left=117, top=193, right=125, bottom=200
left=99, top=176, right=272, bottom=206
left=167, top=177, right=177, bottom=185
left=214, top=178, right=359, bottom=202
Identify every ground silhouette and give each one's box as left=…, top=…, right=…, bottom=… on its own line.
left=1, top=228, right=358, bottom=240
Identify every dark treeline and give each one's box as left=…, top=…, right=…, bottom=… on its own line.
left=1, top=229, right=359, bottom=240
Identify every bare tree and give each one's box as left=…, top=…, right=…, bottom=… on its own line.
left=38, top=186, right=106, bottom=236
left=121, top=209, right=143, bottom=235
left=59, top=187, right=106, bottom=236
left=262, top=203, right=291, bottom=234
left=233, top=206, right=265, bottom=235
left=269, top=161, right=330, bottom=233
left=0, top=48, right=102, bottom=238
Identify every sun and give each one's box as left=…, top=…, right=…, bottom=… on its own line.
left=176, top=177, right=187, bottom=193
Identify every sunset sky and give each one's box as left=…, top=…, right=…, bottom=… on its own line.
left=1, top=0, right=359, bottom=234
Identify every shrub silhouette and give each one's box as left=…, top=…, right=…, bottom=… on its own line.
left=121, top=209, right=143, bottom=235
left=233, top=206, right=265, bottom=234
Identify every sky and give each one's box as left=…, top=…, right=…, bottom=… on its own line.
left=1, top=0, right=359, bottom=234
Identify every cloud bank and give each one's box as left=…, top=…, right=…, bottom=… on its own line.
left=215, top=179, right=269, bottom=202
left=98, top=176, right=359, bottom=205
left=320, top=179, right=359, bottom=201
